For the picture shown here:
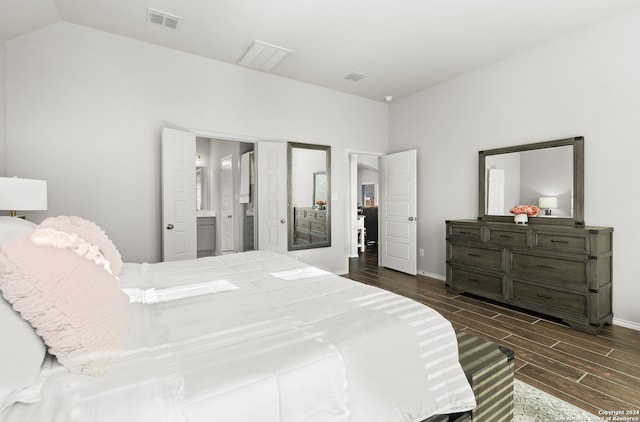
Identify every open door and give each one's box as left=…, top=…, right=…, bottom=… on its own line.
left=379, top=150, right=417, bottom=275
left=256, top=141, right=288, bottom=253
left=161, top=127, right=197, bottom=261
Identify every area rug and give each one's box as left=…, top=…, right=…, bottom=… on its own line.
left=514, top=379, right=598, bottom=421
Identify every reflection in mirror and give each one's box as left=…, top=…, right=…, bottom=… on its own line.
left=313, top=172, right=327, bottom=206
left=288, top=143, right=331, bottom=250
left=479, top=137, right=584, bottom=225
left=196, top=166, right=207, bottom=211
left=485, top=146, right=573, bottom=217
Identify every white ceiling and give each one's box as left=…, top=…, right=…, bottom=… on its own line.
left=2, top=0, right=640, bottom=101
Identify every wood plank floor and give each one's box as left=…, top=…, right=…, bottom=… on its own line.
left=346, top=245, right=640, bottom=417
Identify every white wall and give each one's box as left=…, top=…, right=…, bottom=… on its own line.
left=389, top=8, right=640, bottom=327
left=5, top=22, right=388, bottom=272
left=0, top=37, right=6, bottom=177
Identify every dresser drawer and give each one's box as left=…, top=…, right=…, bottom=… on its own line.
left=513, top=280, right=587, bottom=317
left=296, top=219, right=311, bottom=230
left=487, top=229, right=528, bottom=247
left=296, top=231, right=311, bottom=242
left=534, top=232, right=588, bottom=253
left=449, top=225, right=482, bottom=242
left=450, top=244, right=502, bottom=270
left=310, top=221, right=325, bottom=233
left=311, top=233, right=326, bottom=243
left=510, top=252, right=587, bottom=286
left=450, top=267, right=503, bottom=296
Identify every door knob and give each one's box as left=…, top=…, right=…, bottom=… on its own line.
left=408, top=217, right=415, bottom=221
left=281, top=219, right=287, bottom=224
left=166, top=224, right=174, bottom=230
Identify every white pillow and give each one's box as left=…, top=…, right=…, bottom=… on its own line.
left=0, top=217, right=46, bottom=412
left=0, top=296, right=47, bottom=412
left=0, top=216, right=36, bottom=245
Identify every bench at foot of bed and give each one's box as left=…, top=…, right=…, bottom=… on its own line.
left=424, top=332, right=515, bottom=422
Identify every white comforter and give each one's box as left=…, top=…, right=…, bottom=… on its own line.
left=3, top=251, right=475, bottom=422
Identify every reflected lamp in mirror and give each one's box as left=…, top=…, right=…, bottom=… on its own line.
left=0, top=177, right=48, bottom=218
left=539, top=196, right=558, bottom=215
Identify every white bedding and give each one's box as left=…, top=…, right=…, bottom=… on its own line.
left=2, top=251, right=475, bottom=422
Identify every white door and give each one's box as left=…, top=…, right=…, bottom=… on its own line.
left=256, top=141, right=288, bottom=253
left=220, top=154, right=235, bottom=253
left=161, top=128, right=197, bottom=261
left=379, top=150, right=417, bottom=275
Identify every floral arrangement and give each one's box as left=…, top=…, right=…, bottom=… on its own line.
left=316, top=200, right=326, bottom=206
left=509, top=205, right=540, bottom=217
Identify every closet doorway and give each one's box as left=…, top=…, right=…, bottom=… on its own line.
left=198, top=137, right=256, bottom=256
left=161, top=127, right=256, bottom=261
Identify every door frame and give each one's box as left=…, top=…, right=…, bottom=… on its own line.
left=348, top=149, right=418, bottom=275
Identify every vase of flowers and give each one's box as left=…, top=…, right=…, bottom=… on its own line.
left=509, top=205, right=540, bottom=225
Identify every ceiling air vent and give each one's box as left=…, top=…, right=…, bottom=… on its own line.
left=237, top=40, right=293, bottom=72
left=344, top=72, right=368, bottom=82
left=147, top=7, right=182, bottom=29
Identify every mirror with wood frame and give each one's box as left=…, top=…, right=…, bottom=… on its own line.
left=288, top=142, right=331, bottom=250
left=479, top=136, right=584, bottom=225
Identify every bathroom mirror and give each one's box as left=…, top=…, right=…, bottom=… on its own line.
left=288, top=142, right=331, bottom=250
left=479, top=136, right=584, bottom=225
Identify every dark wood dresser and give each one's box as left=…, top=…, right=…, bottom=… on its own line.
left=446, top=219, right=613, bottom=334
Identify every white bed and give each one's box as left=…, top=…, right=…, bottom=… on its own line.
left=0, top=217, right=475, bottom=422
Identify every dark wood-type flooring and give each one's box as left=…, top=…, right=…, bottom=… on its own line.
left=346, top=245, right=640, bottom=417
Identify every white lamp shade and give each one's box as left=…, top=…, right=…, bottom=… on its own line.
left=538, top=196, right=558, bottom=209
left=0, top=177, right=48, bottom=211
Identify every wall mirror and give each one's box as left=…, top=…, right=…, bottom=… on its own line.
left=479, top=136, right=584, bottom=225
left=288, top=142, right=331, bottom=250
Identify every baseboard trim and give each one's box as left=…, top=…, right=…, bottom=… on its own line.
left=613, top=317, right=640, bottom=332
left=418, top=270, right=445, bottom=281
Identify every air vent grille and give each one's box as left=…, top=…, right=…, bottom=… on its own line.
left=237, top=40, right=293, bottom=72
left=147, top=7, right=182, bottom=29
left=344, top=72, right=368, bottom=82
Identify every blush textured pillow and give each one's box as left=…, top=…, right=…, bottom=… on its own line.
left=38, top=216, right=123, bottom=276
left=0, top=230, right=131, bottom=376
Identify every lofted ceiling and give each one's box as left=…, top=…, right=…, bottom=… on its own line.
left=2, top=0, right=640, bottom=101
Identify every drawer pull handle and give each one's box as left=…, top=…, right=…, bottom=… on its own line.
left=459, top=231, right=471, bottom=235
left=537, top=264, right=555, bottom=270
left=550, top=240, right=569, bottom=244
left=537, top=293, right=554, bottom=300
left=468, top=278, right=479, bottom=283
left=468, top=253, right=482, bottom=257
left=499, top=235, right=513, bottom=239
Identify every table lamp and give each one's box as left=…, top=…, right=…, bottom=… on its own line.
left=0, top=177, right=48, bottom=218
